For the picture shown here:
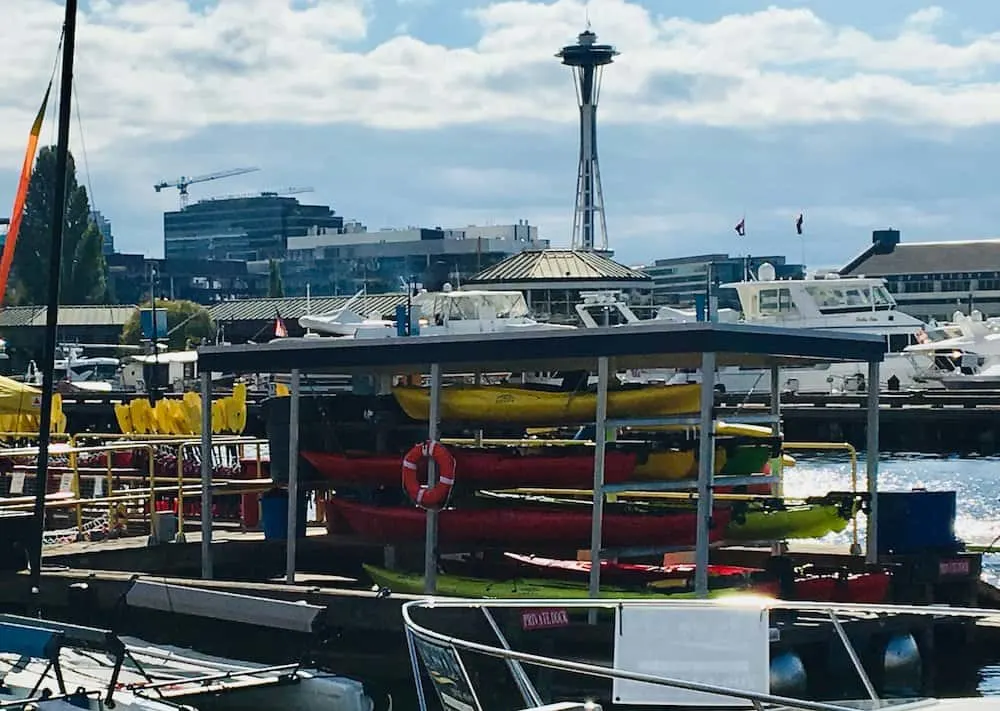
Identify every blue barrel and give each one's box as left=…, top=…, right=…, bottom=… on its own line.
left=260, top=489, right=307, bottom=540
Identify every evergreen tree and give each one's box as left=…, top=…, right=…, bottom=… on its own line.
left=11, top=146, right=109, bottom=305
left=268, top=259, right=284, bottom=298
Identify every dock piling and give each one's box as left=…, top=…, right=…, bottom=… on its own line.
left=695, top=351, right=717, bottom=597
left=200, top=370, right=213, bottom=579
left=866, top=360, right=881, bottom=563
left=286, top=369, right=301, bottom=584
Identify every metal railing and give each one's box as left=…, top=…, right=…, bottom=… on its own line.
left=0, top=435, right=270, bottom=543
left=402, top=597, right=997, bottom=711
left=782, top=442, right=860, bottom=554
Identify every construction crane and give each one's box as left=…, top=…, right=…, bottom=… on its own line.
left=200, top=186, right=316, bottom=203
left=153, top=166, right=261, bottom=209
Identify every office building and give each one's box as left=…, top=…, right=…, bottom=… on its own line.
left=164, top=194, right=343, bottom=262
left=840, top=229, right=1000, bottom=322
left=107, top=253, right=268, bottom=305
left=638, top=254, right=805, bottom=310
left=281, top=220, right=547, bottom=296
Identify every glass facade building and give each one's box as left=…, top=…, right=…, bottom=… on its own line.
left=163, top=195, right=343, bottom=261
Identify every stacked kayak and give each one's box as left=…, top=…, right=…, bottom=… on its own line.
left=363, top=563, right=780, bottom=600
left=326, top=498, right=729, bottom=547
left=303, top=448, right=642, bottom=488
left=434, top=554, right=892, bottom=604
left=391, top=383, right=702, bottom=424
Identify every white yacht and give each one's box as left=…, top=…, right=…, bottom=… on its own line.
left=24, top=344, right=121, bottom=392
left=903, top=310, right=1000, bottom=389
left=595, top=265, right=951, bottom=393
left=299, top=285, right=573, bottom=339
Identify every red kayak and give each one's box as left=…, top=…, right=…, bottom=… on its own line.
left=302, top=449, right=639, bottom=488
left=326, top=498, right=729, bottom=547
left=794, top=571, right=892, bottom=604
left=502, top=553, right=759, bottom=586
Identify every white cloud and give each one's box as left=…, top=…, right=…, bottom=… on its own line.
left=3, top=0, right=1000, bottom=165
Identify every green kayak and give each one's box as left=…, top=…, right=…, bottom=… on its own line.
left=362, top=564, right=768, bottom=600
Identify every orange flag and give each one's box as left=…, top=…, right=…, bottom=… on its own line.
left=0, top=83, right=52, bottom=306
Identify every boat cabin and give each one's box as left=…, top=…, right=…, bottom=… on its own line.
left=723, top=265, right=928, bottom=353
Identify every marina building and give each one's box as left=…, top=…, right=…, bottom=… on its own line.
left=466, top=249, right=652, bottom=324
left=280, top=220, right=547, bottom=297
left=638, top=254, right=805, bottom=310
left=163, top=194, right=343, bottom=262
left=840, top=229, right=1000, bottom=322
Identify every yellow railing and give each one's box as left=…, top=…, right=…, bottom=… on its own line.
left=781, top=441, right=859, bottom=554
left=0, top=434, right=269, bottom=544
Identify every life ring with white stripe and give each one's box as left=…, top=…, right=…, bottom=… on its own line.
left=401, top=441, right=456, bottom=510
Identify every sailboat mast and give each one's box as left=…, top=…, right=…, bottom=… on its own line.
left=29, top=0, right=78, bottom=605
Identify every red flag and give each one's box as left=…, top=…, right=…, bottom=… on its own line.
left=734, top=218, right=745, bottom=237
left=274, top=315, right=288, bottom=338
left=796, top=213, right=804, bottom=235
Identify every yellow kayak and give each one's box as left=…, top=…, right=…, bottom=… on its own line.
left=726, top=503, right=852, bottom=541
left=392, top=383, right=701, bottom=424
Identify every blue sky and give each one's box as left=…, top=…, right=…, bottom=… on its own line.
left=2, top=0, right=1000, bottom=270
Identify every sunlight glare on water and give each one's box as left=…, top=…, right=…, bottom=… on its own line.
left=782, top=452, right=1000, bottom=585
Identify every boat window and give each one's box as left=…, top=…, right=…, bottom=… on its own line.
left=805, top=283, right=892, bottom=314
left=872, top=286, right=895, bottom=307
left=887, top=334, right=910, bottom=353
left=758, top=288, right=797, bottom=315
left=413, top=292, right=530, bottom=321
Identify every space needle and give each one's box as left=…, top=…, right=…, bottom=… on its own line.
left=557, top=26, right=619, bottom=251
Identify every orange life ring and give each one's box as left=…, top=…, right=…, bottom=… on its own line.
left=401, top=441, right=456, bottom=510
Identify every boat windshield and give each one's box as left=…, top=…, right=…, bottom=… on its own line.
left=804, top=283, right=895, bottom=314
left=414, top=292, right=530, bottom=322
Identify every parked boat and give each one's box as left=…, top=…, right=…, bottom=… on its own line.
left=301, top=447, right=639, bottom=488
left=326, top=498, right=729, bottom=547
left=391, top=382, right=701, bottom=424
left=363, top=564, right=777, bottom=599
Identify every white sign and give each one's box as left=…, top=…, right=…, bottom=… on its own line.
left=58, top=473, right=75, bottom=493
left=613, top=604, right=770, bottom=707
left=9, top=472, right=24, bottom=495
left=93, top=476, right=104, bottom=498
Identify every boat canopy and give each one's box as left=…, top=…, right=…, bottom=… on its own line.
left=413, top=290, right=530, bottom=322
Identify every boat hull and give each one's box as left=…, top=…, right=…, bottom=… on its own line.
left=301, top=448, right=638, bottom=488
left=392, top=383, right=701, bottom=424
left=326, top=498, right=728, bottom=547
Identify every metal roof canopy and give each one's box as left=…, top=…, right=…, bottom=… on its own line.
left=198, top=321, right=886, bottom=375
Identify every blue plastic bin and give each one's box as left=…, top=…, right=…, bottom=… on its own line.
left=876, top=490, right=959, bottom=555
left=260, top=489, right=307, bottom=540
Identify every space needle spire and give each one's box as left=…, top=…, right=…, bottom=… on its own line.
left=558, top=27, right=618, bottom=251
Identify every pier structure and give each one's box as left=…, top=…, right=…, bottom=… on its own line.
left=558, top=28, right=618, bottom=251
left=195, top=321, right=887, bottom=594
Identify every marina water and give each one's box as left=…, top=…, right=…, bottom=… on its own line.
left=788, top=453, right=1000, bottom=695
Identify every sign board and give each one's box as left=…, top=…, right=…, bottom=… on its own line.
left=939, top=558, right=971, bottom=576
left=9, top=472, right=24, bottom=495
left=412, top=636, right=482, bottom=711
left=521, top=608, right=570, bottom=631
left=613, top=604, right=770, bottom=706
left=140, top=308, right=168, bottom=340
left=58, top=473, right=75, bottom=493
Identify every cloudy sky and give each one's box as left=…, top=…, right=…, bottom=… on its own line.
left=1, top=0, right=999, bottom=270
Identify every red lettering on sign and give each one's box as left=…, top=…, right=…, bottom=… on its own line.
left=521, top=608, right=570, bottom=631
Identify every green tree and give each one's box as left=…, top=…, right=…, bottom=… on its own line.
left=11, top=146, right=109, bottom=305
left=268, top=259, right=284, bottom=298
left=120, top=299, right=215, bottom=351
